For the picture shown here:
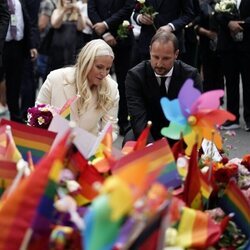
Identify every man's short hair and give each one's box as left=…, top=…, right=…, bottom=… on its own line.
left=150, top=31, right=179, bottom=51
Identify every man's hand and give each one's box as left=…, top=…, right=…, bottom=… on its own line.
left=93, top=22, right=107, bottom=35
left=157, top=24, right=173, bottom=33
left=30, top=49, right=38, bottom=61
left=103, top=34, right=117, bottom=47
left=139, top=14, right=154, bottom=25
left=228, top=20, right=244, bottom=34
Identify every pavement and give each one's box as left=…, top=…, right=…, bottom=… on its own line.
left=114, top=125, right=250, bottom=159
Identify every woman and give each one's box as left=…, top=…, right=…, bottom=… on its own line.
left=36, top=39, right=120, bottom=140
left=47, top=0, right=85, bottom=73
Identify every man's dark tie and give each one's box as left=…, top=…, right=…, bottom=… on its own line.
left=159, top=77, right=167, bottom=97
left=7, top=0, right=17, bottom=40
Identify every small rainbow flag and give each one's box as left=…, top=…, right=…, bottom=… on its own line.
left=0, top=161, right=17, bottom=196
left=59, top=95, right=79, bottom=120
left=0, top=119, right=57, bottom=163
left=175, top=206, right=222, bottom=248
left=113, top=138, right=180, bottom=198
left=0, top=125, right=22, bottom=163
left=218, top=180, right=250, bottom=237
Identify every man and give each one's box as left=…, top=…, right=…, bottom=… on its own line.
left=0, top=0, right=10, bottom=68
left=133, top=0, right=195, bottom=60
left=124, top=31, right=202, bottom=145
left=88, top=0, right=135, bottom=135
left=0, top=0, right=38, bottom=122
left=216, top=0, right=250, bottom=132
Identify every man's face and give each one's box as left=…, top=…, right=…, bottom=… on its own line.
left=150, top=40, right=179, bottom=76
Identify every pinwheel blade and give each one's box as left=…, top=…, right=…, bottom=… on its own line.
left=160, top=97, right=186, bottom=125
left=178, top=79, right=201, bottom=117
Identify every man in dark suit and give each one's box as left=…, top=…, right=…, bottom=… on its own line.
left=88, top=0, right=135, bottom=135
left=133, top=0, right=195, bottom=60
left=216, top=0, right=250, bottom=132
left=0, top=0, right=10, bottom=68
left=124, top=31, right=202, bottom=145
left=0, top=0, right=38, bottom=122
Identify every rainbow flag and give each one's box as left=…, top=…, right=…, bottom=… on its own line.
left=0, top=119, right=57, bottom=163
left=175, top=207, right=222, bottom=248
left=59, top=95, right=79, bottom=120
left=0, top=125, right=22, bottom=162
left=0, top=161, right=17, bottom=196
left=77, top=160, right=105, bottom=202
left=183, top=144, right=212, bottom=210
left=218, top=180, right=250, bottom=237
left=0, top=130, right=72, bottom=249
left=113, top=138, right=179, bottom=198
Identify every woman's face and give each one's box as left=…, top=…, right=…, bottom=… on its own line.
left=87, top=55, right=113, bottom=87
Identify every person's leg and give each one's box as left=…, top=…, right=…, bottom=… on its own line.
left=20, top=58, right=37, bottom=121
left=239, top=51, right=250, bottom=130
left=220, top=51, right=240, bottom=125
left=3, top=41, right=25, bottom=122
left=113, top=45, right=132, bottom=135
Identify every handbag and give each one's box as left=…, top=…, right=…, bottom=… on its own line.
left=38, top=28, right=54, bottom=55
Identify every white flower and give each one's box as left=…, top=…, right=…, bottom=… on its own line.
left=37, top=116, right=45, bottom=125
left=122, top=20, right=130, bottom=27
left=138, top=0, right=145, bottom=3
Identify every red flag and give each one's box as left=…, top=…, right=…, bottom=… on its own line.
left=134, top=121, right=152, bottom=151
left=183, top=144, right=212, bottom=210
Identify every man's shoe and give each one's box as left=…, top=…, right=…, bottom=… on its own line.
left=245, top=124, right=250, bottom=132
left=220, top=121, right=240, bottom=130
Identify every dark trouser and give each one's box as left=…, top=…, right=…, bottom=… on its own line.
left=21, top=57, right=37, bottom=120
left=113, top=44, right=132, bottom=130
left=220, top=50, right=250, bottom=125
left=1, top=40, right=25, bottom=122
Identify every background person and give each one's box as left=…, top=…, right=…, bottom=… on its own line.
left=46, top=0, right=86, bottom=74
left=36, top=39, right=120, bottom=140
left=0, top=0, right=10, bottom=115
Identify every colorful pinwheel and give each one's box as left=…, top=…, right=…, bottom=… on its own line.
left=160, top=79, right=235, bottom=155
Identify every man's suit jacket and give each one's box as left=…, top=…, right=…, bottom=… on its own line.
left=216, top=0, right=250, bottom=52
left=0, top=0, right=9, bottom=67
left=88, top=0, right=134, bottom=45
left=125, top=60, right=202, bottom=141
left=133, top=0, right=194, bottom=55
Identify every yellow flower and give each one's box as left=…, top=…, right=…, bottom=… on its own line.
left=138, top=0, right=145, bottom=3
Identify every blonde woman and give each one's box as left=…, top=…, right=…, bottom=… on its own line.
left=47, top=0, right=86, bottom=73
left=36, top=39, right=119, bottom=140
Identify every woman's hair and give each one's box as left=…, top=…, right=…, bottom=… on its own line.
left=74, top=39, right=115, bottom=112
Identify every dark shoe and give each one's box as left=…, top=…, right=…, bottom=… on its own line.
left=220, top=121, right=240, bottom=130
left=245, top=124, right=250, bottom=132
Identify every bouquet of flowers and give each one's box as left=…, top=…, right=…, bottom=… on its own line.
left=117, top=20, right=134, bottom=40
left=27, top=104, right=59, bottom=129
left=135, top=0, right=158, bottom=30
left=214, top=0, right=238, bottom=15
